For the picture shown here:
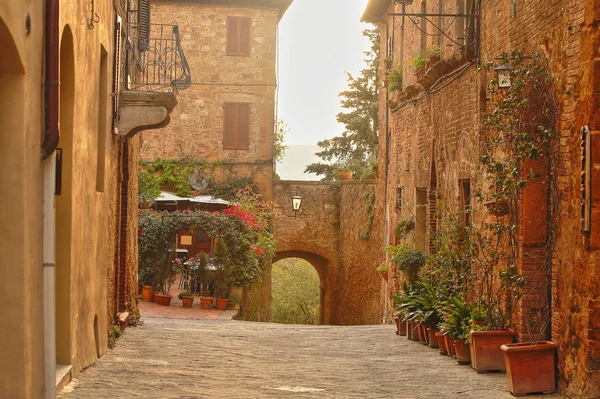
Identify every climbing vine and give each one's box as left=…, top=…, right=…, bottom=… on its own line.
left=360, top=187, right=376, bottom=240
left=479, top=50, right=558, bottom=335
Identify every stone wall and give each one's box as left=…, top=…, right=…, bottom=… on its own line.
left=141, top=2, right=279, bottom=199
left=337, top=181, right=385, bottom=325
left=272, top=181, right=383, bottom=325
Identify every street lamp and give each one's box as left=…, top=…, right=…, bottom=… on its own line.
left=494, top=64, right=512, bottom=89
left=291, top=195, right=303, bottom=216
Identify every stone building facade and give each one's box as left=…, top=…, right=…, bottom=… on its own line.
left=140, top=0, right=292, bottom=200
left=363, top=0, right=600, bottom=397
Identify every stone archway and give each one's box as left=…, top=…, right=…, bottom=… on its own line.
left=273, top=250, right=334, bottom=325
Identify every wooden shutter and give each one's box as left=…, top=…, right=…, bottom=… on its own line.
left=223, top=103, right=236, bottom=149
left=227, top=17, right=250, bottom=56
left=137, top=0, right=151, bottom=52
left=227, top=17, right=239, bottom=55
left=223, top=103, right=250, bottom=150
left=239, top=18, right=250, bottom=55
left=237, top=104, right=250, bottom=149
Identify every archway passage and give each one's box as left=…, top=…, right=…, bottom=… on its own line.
left=271, top=258, right=320, bottom=325
left=273, top=250, right=333, bottom=325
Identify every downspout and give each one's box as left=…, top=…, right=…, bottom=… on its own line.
left=42, top=0, right=59, bottom=397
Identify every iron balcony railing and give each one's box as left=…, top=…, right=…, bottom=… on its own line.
left=126, top=14, right=191, bottom=93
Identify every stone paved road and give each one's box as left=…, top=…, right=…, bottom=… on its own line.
left=59, top=318, right=559, bottom=398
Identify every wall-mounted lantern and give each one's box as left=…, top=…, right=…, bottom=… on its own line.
left=291, top=195, right=303, bottom=216
left=494, top=64, right=512, bottom=89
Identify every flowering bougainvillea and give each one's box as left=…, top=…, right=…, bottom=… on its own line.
left=222, top=205, right=262, bottom=229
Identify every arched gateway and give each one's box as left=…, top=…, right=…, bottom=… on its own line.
left=270, top=180, right=382, bottom=326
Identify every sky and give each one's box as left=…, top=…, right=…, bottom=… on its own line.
left=277, top=0, right=373, bottom=146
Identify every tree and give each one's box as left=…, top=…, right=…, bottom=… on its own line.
left=305, top=28, right=379, bottom=180
left=274, top=119, right=289, bottom=163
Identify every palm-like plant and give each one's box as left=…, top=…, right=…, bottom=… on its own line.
left=442, top=297, right=474, bottom=341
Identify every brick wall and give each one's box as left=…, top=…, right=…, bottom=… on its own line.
left=373, top=0, right=600, bottom=395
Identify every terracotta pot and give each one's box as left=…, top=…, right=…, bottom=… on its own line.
left=470, top=330, right=514, bottom=373
left=501, top=341, right=557, bottom=396
left=199, top=296, right=213, bottom=309
left=394, top=316, right=401, bottom=335
left=181, top=296, right=194, bottom=308
left=435, top=332, right=447, bottom=355
left=336, top=170, right=352, bottom=181
left=398, top=318, right=407, bottom=336
left=453, top=339, right=471, bottom=365
left=485, top=199, right=509, bottom=217
left=444, top=334, right=455, bottom=357
left=416, top=68, right=425, bottom=80
left=142, top=285, right=153, bottom=302
left=156, top=294, right=171, bottom=306
left=409, top=320, right=420, bottom=341
left=154, top=293, right=161, bottom=304
left=418, top=323, right=428, bottom=345
left=427, top=328, right=439, bottom=348
left=215, top=298, right=229, bottom=310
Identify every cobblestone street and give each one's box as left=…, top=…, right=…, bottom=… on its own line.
left=58, top=317, right=558, bottom=398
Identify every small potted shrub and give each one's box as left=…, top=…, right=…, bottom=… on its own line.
left=178, top=291, right=194, bottom=308
left=214, top=280, right=230, bottom=310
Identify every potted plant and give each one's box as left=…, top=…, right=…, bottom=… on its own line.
left=155, top=293, right=172, bottom=306
left=425, top=45, right=441, bottom=69
left=213, top=279, right=230, bottom=310
left=178, top=291, right=194, bottom=308
left=335, top=167, right=353, bottom=181
left=375, top=259, right=389, bottom=281
left=142, top=285, right=155, bottom=302
left=387, top=66, right=403, bottom=92
left=442, top=297, right=474, bottom=365
left=384, top=57, right=393, bottom=70
left=391, top=245, right=428, bottom=288
left=410, top=52, right=426, bottom=79
left=468, top=305, right=515, bottom=373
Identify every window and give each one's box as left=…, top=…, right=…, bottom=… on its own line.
left=395, top=187, right=403, bottom=211
left=223, top=103, right=250, bottom=150
left=227, top=17, right=250, bottom=56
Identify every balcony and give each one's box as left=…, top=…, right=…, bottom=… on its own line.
left=116, top=12, right=191, bottom=138
left=126, top=20, right=191, bottom=94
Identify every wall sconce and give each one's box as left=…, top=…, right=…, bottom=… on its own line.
left=291, top=195, right=303, bottom=216
left=494, top=64, right=512, bottom=88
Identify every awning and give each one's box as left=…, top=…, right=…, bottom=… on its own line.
left=154, top=191, right=230, bottom=206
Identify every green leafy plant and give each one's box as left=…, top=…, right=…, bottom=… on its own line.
left=410, top=53, right=426, bottom=70
left=113, top=325, right=122, bottom=339
left=178, top=291, right=193, bottom=300
left=387, top=66, right=403, bottom=92
left=390, top=245, right=428, bottom=286
left=441, top=297, right=475, bottom=341
left=393, top=216, right=415, bottom=240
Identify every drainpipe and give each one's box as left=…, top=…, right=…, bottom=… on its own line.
left=43, top=0, right=59, bottom=397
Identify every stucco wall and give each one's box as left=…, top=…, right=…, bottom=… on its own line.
left=0, top=1, right=45, bottom=397
left=140, top=2, right=278, bottom=199
left=0, top=0, right=124, bottom=395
